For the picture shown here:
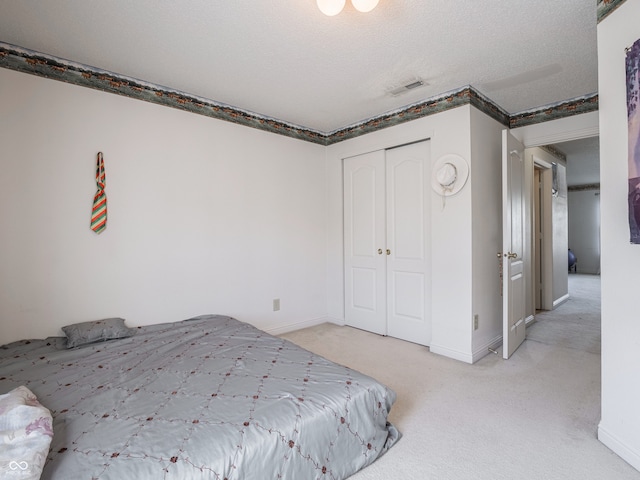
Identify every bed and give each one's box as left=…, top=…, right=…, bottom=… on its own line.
left=0, top=315, right=399, bottom=479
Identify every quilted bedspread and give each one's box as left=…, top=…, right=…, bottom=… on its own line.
left=0, top=315, right=399, bottom=479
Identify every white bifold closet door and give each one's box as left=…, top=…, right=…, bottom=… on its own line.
left=343, top=140, right=431, bottom=346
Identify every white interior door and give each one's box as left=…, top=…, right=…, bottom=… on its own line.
left=502, top=129, right=526, bottom=359
left=344, top=151, right=387, bottom=335
left=385, top=141, right=431, bottom=345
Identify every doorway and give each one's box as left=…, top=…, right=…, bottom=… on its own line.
left=528, top=135, right=601, bottom=325
left=531, top=159, right=554, bottom=314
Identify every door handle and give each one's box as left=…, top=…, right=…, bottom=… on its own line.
left=378, top=248, right=383, bottom=255
left=506, top=252, right=517, bottom=259
left=386, top=249, right=391, bottom=255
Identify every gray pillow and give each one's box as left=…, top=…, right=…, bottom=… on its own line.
left=61, top=317, right=135, bottom=348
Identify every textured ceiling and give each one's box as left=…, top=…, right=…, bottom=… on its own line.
left=0, top=0, right=598, bottom=134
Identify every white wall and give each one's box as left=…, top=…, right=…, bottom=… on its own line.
left=469, top=108, right=504, bottom=360
left=326, top=105, right=483, bottom=363
left=597, top=0, right=640, bottom=471
left=0, top=68, right=328, bottom=344
left=568, top=189, right=601, bottom=275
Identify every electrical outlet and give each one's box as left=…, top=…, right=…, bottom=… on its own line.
left=273, top=299, right=280, bottom=312
left=474, top=314, right=479, bottom=330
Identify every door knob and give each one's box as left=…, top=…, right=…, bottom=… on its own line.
left=386, top=249, right=391, bottom=255
left=506, top=252, right=517, bottom=259
left=378, top=248, right=383, bottom=255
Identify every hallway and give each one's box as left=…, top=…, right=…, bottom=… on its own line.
left=527, top=274, right=601, bottom=354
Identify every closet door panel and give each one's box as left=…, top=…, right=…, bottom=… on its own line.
left=386, top=141, right=432, bottom=345
left=391, top=271, right=425, bottom=320
left=389, top=157, right=425, bottom=261
left=351, top=267, right=378, bottom=312
left=343, top=151, right=387, bottom=335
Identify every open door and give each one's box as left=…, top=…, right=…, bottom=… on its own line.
left=502, top=129, right=526, bottom=359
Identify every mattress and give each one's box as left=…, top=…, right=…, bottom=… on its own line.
left=0, top=315, right=399, bottom=479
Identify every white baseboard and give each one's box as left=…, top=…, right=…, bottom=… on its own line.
left=265, top=316, right=328, bottom=336
left=325, top=316, right=345, bottom=327
left=553, top=293, right=570, bottom=308
left=429, top=343, right=474, bottom=364
left=472, top=335, right=503, bottom=363
left=432, top=336, right=504, bottom=364
left=598, top=423, right=640, bottom=472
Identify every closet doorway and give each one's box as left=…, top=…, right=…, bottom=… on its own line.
left=343, top=140, right=431, bottom=346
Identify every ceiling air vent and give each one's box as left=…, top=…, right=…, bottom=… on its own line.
left=388, top=78, right=427, bottom=97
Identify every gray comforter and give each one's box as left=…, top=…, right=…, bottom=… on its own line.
left=0, top=315, right=399, bottom=479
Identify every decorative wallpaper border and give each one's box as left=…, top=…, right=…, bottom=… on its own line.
left=0, top=43, right=328, bottom=145
left=540, top=145, right=567, bottom=163
left=568, top=183, right=600, bottom=191
left=508, top=94, right=599, bottom=129
left=0, top=42, right=598, bottom=146
left=597, top=0, right=627, bottom=23
left=325, top=86, right=510, bottom=145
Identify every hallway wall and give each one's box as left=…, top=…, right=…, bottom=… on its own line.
left=568, top=189, right=601, bottom=275
left=597, top=0, right=640, bottom=471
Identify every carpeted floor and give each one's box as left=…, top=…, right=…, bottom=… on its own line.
left=526, top=274, right=601, bottom=354
left=280, top=274, right=640, bottom=480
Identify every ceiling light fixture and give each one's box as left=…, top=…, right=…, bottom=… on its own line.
left=317, top=0, right=379, bottom=16
left=351, top=0, right=379, bottom=13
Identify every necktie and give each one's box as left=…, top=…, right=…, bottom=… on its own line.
left=90, top=152, right=107, bottom=234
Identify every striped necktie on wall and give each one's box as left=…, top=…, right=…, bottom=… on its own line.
left=90, top=152, right=107, bottom=234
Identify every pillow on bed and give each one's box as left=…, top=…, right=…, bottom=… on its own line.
left=0, top=386, right=53, bottom=480
left=62, top=317, right=136, bottom=348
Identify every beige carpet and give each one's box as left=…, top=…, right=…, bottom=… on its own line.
left=280, top=274, right=640, bottom=480
left=526, top=274, right=601, bottom=354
